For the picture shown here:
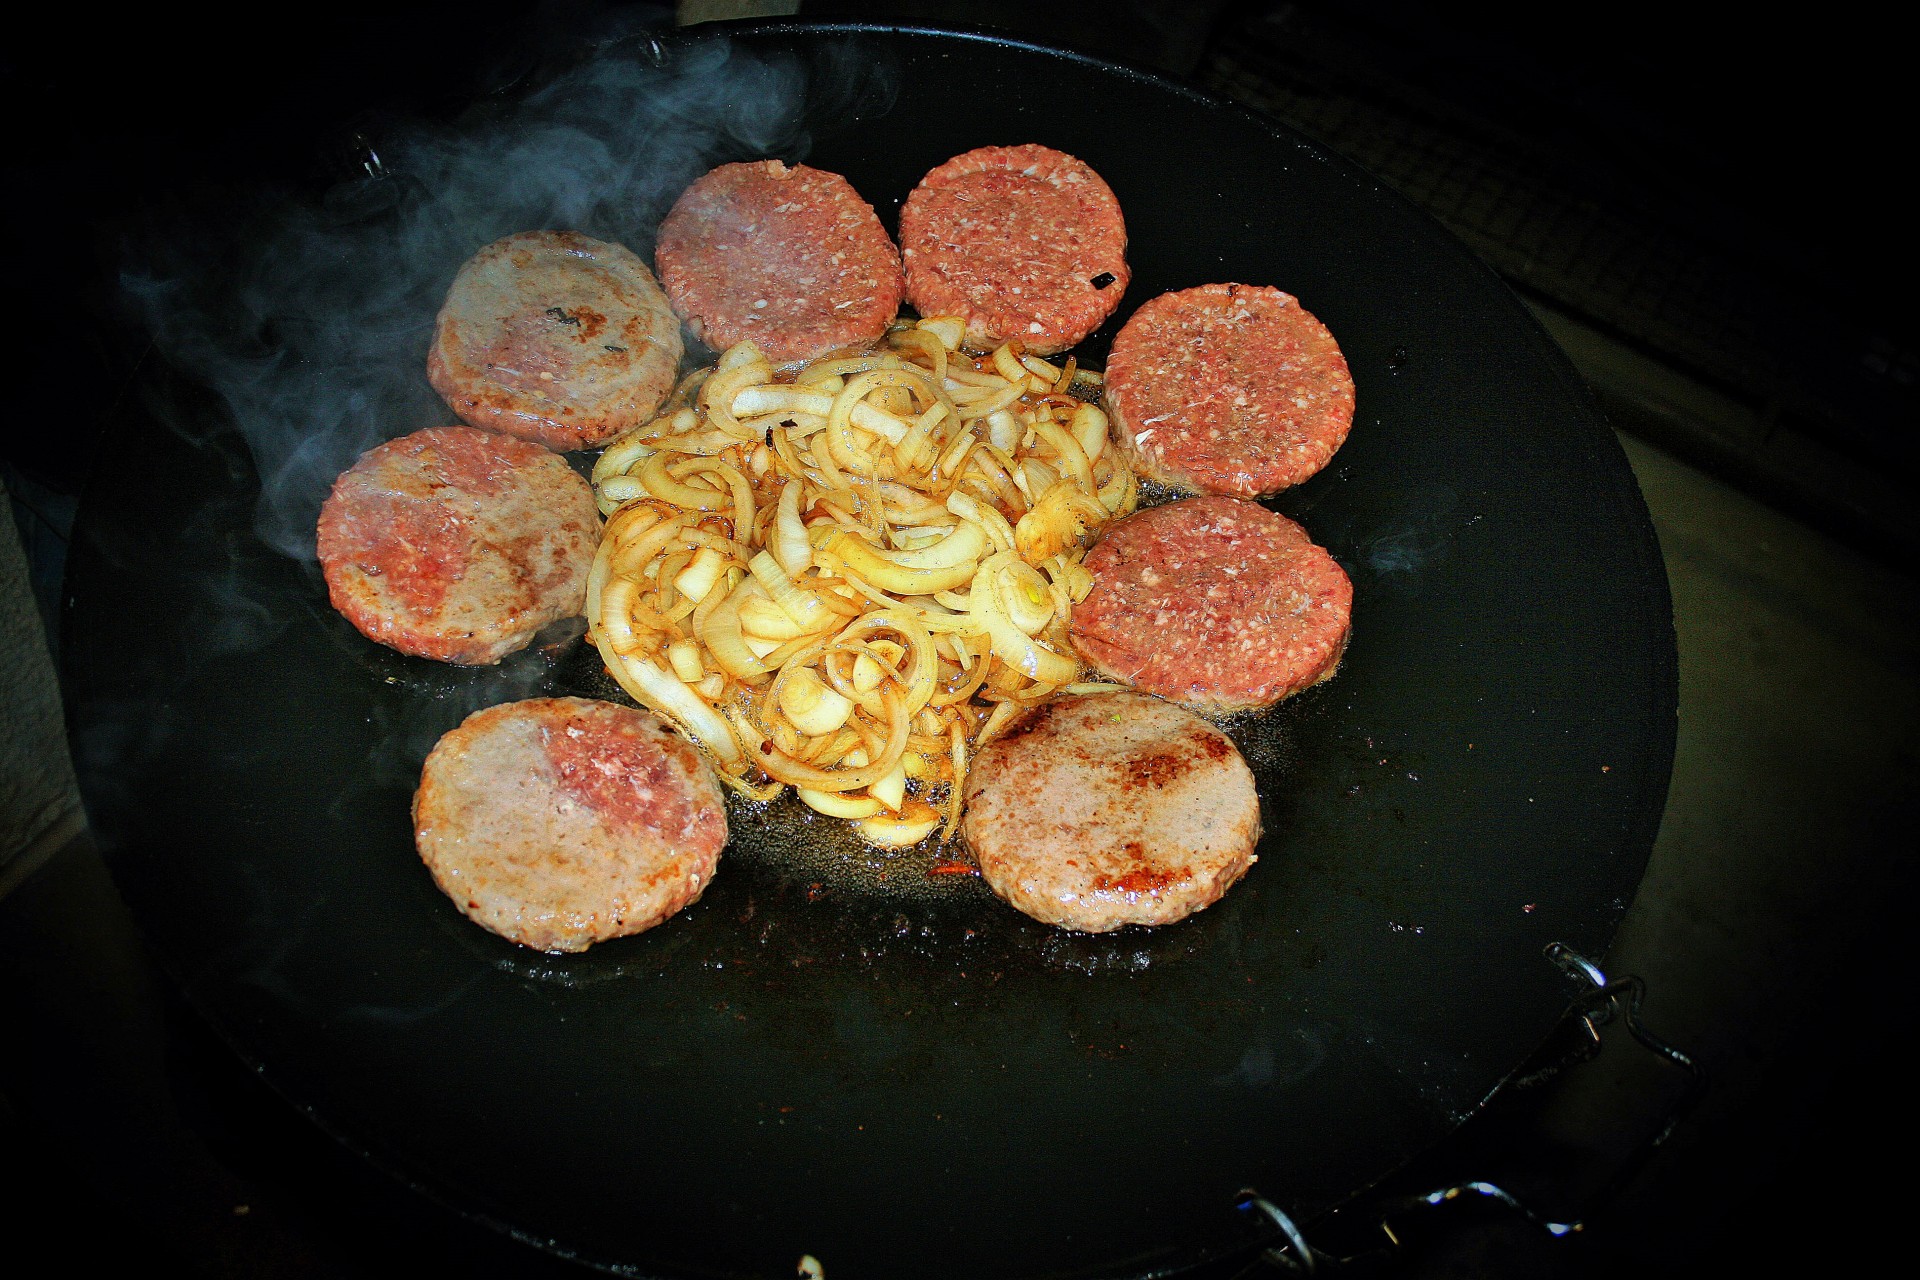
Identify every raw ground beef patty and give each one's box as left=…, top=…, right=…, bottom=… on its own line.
left=654, top=160, right=903, bottom=361
left=427, top=230, right=683, bottom=451
left=898, top=143, right=1129, bottom=356
left=316, top=425, right=600, bottom=665
left=1106, top=283, right=1354, bottom=497
left=962, top=691, right=1260, bottom=932
left=1069, top=495, right=1352, bottom=713
left=413, top=697, right=728, bottom=952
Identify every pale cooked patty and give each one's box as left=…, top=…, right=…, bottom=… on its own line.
left=413, top=697, right=728, bottom=952
left=427, top=230, right=682, bottom=451
left=316, top=425, right=600, bottom=666
left=961, top=692, right=1260, bottom=932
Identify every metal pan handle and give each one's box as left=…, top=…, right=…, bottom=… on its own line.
left=1237, top=943, right=1706, bottom=1274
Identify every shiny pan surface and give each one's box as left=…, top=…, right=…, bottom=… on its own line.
left=62, top=22, right=1676, bottom=1279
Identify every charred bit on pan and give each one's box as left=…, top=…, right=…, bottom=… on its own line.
left=1089, top=272, right=1116, bottom=290
left=546, top=307, right=582, bottom=326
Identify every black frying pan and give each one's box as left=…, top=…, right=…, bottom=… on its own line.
left=62, top=22, right=1675, bottom=1279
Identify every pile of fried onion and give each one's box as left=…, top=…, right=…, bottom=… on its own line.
left=585, top=315, right=1139, bottom=847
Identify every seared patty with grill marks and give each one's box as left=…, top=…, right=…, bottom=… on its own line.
left=962, top=692, right=1259, bottom=932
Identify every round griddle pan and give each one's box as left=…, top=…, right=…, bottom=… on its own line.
left=61, top=22, right=1676, bottom=1279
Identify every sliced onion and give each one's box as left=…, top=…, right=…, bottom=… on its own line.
left=731, top=386, right=834, bottom=418
left=666, top=638, right=705, bottom=683
left=916, top=315, right=966, bottom=352
left=990, top=344, right=1029, bottom=386
left=673, top=546, right=727, bottom=602
left=748, top=549, right=829, bottom=631
left=699, top=580, right=771, bottom=679
left=726, top=687, right=910, bottom=792
left=701, top=342, right=775, bottom=440
left=797, top=788, right=882, bottom=819
left=894, top=406, right=947, bottom=475
left=934, top=428, right=978, bottom=481
left=1019, top=353, right=1063, bottom=383
left=594, top=474, right=648, bottom=514
left=974, top=697, right=1025, bottom=747
left=832, top=609, right=939, bottom=718
left=1030, top=419, right=1095, bottom=496
left=954, top=378, right=1024, bottom=421
left=1014, top=480, right=1109, bottom=565
left=1070, top=402, right=1109, bottom=463
left=887, top=524, right=956, bottom=552
left=594, top=576, right=650, bottom=656
left=878, top=483, right=950, bottom=527
left=771, top=480, right=812, bottom=578
left=868, top=759, right=907, bottom=812
left=592, top=429, right=658, bottom=485
left=1097, top=455, right=1138, bottom=515
left=778, top=667, right=854, bottom=736
left=1019, top=459, right=1056, bottom=503
left=996, top=559, right=1055, bottom=635
left=820, top=522, right=987, bottom=595
left=678, top=456, right=755, bottom=537
left=930, top=650, right=992, bottom=707
left=969, top=552, right=1080, bottom=685
left=584, top=322, right=1132, bottom=834
left=851, top=652, right=887, bottom=693
left=603, top=653, right=743, bottom=769
left=889, top=595, right=983, bottom=637
left=943, top=491, right=1016, bottom=553
left=739, top=593, right=820, bottom=641
left=888, top=327, right=950, bottom=396
left=854, top=799, right=942, bottom=848
left=969, top=445, right=1027, bottom=511
left=986, top=409, right=1022, bottom=453
left=610, top=513, right=703, bottom=579
left=639, top=452, right=729, bottom=513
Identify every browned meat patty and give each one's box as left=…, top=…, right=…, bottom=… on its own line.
left=316, top=425, right=599, bottom=665
left=899, top=143, right=1129, bottom=356
left=962, top=692, right=1259, bottom=932
left=413, top=697, right=728, bottom=952
left=1106, top=283, right=1354, bottom=497
left=427, top=230, right=682, bottom=451
left=1069, top=495, right=1352, bottom=713
left=654, top=160, right=903, bottom=361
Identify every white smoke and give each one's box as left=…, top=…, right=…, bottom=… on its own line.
left=123, top=22, right=889, bottom=561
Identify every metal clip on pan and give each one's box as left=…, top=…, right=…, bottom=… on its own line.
left=1236, top=943, right=1706, bottom=1274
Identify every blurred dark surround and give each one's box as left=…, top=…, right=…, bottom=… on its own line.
left=8, top=0, right=1913, bottom=568
left=804, top=0, right=1234, bottom=74
left=0, top=2, right=677, bottom=504
left=1196, top=2, right=1918, bottom=565
left=813, top=0, right=1918, bottom=564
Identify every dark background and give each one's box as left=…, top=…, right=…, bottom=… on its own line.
left=3, top=2, right=1912, bottom=1276
left=7, top=0, right=1912, bottom=540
